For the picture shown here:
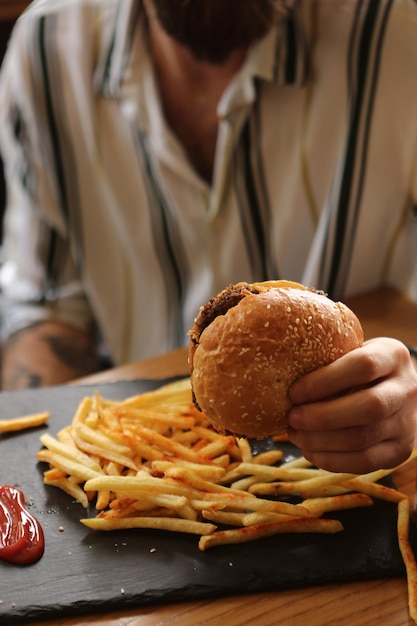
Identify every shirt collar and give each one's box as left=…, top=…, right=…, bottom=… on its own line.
left=94, top=0, right=309, bottom=99
left=252, top=3, right=309, bottom=87
left=94, top=0, right=142, bottom=98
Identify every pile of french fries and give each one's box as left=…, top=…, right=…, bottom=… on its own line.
left=34, top=378, right=417, bottom=621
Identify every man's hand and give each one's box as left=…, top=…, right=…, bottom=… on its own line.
left=287, top=337, right=417, bottom=474
left=1, top=321, right=102, bottom=390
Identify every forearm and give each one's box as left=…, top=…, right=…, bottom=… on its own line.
left=1, top=321, right=102, bottom=390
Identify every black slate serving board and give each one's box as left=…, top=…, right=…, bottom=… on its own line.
left=0, top=378, right=415, bottom=624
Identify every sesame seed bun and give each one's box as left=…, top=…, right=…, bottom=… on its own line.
left=188, top=280, right=364, bottom=439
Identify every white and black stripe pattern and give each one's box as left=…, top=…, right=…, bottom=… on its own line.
left=132, top=127, right=191, bottom=350
left=273, top=4, right=308, bottom=86
left=317, top=0, right=394, bottom=299
left=97, top=0, right=140, bottom=98
left=27, top=15, right=84, bottom=299
left=97, top=1, right=192, bottom=351
left=232, top=94, right=279, bottom=282
left=231, top=7, right=309, bottom=283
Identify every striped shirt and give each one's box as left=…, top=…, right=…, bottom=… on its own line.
left=1, top=0, right=417, bottom=365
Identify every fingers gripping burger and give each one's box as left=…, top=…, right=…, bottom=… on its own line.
left=188, top=280, right=364, bottom=439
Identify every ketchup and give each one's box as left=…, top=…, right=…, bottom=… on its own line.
left=0, top=485, right=45, bottom=564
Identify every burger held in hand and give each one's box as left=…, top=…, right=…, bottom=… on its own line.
left=188, top=280, right=364, bottom=439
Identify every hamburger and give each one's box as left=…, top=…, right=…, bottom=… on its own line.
left=188, top=280, right=364, bottom=439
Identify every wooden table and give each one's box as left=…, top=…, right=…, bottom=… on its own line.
left=36, top=288, right=417, bottom=625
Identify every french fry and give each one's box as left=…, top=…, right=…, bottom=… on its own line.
left=190, top=499, right=226, bottom=513
left=248, top=480, right=348, bottom=498
left=202, top=510, right=248, bottom=526
left=221, top=462, right=320, bottom=485
left=197, top=438, right=238, bottom=460
left=39, top=433, right=102, bottom=472
left=0, top=411, right=50, bottom=433
left=237, top=437, right=253, bottom=463
left=250, top=450, right=284, bottom=466
left=71, top=423, right=137, bottom=469
left=397, top=498, right=417, bottom=623
left=44, top=475, right=89, bottom=508
left=96, top=490, right=112, bottom=510
left=199, top=491, right=309, bottom=517
left=126, top=424, right=210, bottom=463
left=302, top=494, right=374, bottom=516
left=109, top=496, right=137, bottom=511
left=116, top=407, right=195, bottom=430
left=170, top=430, right=200, bottom=446
left=37, top=449, right=101, bottom=483
left=340, top=477, right=407, bottom=503
left=192, top=427, right=242, bottom=460
left=279, top=456, right=313, bottom=469
left=242, top=511, right=298, bottom=526
left=230, top=475, right=260, bottom=491
left=116, top=378, right=195, bottom=409
left=198, top=517, right=344, bottom=551
left=43, top=467, right=67, bottom=481
left=163, top=466, right=249, bottom=495
left=81, top=516, right=216, bottom=535
left=177, top=503, right=199, bottom=521
left=57, top=426, right=77, bottom=446
left=105, top=461, right=124, bottom=476
left=279, top=471, right=356, bottom=497
left=151, top=459, right=226, bottom=481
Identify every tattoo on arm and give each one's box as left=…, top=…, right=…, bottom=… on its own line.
left=43, top=333, right=99, bottom=373
left=2, top=323, right=102, bottom=389
left=7, top=367, right=43, bottom=389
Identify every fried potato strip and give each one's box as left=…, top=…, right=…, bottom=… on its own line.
left=0, top=411, right=50, bottom=433
left=398, top=498, right=417, bottom=623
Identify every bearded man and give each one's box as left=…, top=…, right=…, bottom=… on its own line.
left=0, top=0, right=417, bottom=475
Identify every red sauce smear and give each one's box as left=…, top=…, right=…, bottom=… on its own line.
left=0, top=485, right=45, bottom=564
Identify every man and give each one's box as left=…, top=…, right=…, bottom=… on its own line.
left=0, top=0, right=416, bottom=473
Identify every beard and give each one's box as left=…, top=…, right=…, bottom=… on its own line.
left=147, top=0, right=294, bottom=64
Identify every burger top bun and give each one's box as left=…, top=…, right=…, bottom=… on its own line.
left=188, top=280, right=364, bottom=439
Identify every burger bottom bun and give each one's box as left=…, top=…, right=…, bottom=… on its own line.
left=190, top=287, right=363, bottom=439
